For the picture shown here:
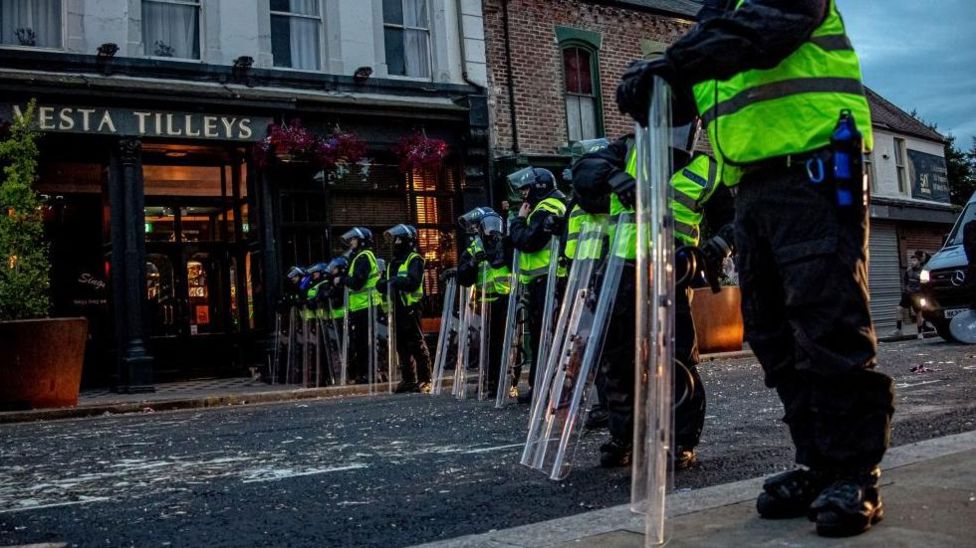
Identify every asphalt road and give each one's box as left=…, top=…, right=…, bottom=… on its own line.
left=1, top=338, right=974, bottom=547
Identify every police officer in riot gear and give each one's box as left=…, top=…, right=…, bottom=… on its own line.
left=341, top=227, right=382, bottom=384
left=573, top=136, right=734, bottom=470
left=457, top=208, right=516, bottom=396
left=379, top=224, right=433, bottom=394
left=616, top=0, right=893, bottom=537
left=508, top=167, right=567, bottom=403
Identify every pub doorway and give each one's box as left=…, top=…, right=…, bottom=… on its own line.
left=141, top=143, right=263, bottom=380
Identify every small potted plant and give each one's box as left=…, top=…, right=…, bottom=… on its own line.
left=0, top=101, right=88, bottom=410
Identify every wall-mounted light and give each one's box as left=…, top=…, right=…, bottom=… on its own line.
left=97, top=43, right=119, bottom=58
left=233, top=55, right=254, bottom=71
left=353, top=66, right=373, bottom=84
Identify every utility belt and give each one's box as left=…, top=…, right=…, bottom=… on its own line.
left=742, top=147, right=832, bottom=176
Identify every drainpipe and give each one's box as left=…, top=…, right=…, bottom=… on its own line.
left=454, top=0, right=483, bottom=89
left=501, top=0, right=520, bottom=155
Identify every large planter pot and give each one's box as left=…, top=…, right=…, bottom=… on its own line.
left=0, top=317, right=88, bottom=410
left=691, top=286, right=744, bottom=354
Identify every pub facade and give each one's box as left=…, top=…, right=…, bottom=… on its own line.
left=0, top=0, right=489, bottom=390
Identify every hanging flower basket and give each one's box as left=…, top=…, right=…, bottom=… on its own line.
left=393, top=131, right=449, bottom=173
left=253, top=120, right=367, bottom=175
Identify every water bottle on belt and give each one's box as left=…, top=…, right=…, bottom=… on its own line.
left=830, top=109, right=864, bottom=208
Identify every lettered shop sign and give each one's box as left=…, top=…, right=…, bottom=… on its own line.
left=2, top=104, right=271, bottom=142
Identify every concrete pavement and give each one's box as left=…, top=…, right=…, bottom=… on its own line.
left=422, top=430, right=976, bottom=547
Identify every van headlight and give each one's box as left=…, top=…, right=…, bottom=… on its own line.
left=920, top=269, right=930, bottom=283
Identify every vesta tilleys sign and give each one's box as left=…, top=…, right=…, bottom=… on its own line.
left=2, top=104, right=270, bottom=142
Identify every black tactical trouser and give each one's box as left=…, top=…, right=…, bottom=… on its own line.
left=483, top=298, right=514, bottom=390
left=348, top=309, right=371, bottom=382
left=525, top=277, right=549, bottom=389
left=600, top=264, right=707, bottom=450
left=394, top=304, right=431, bottom=384
left=736, top=165, right=894, bottom=472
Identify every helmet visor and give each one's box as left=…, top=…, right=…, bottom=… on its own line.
left=507, top=167, right=537, bottom=192
left=480, top=213, right=504, bottom=237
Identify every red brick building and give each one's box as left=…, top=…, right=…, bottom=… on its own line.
left=481, top=0, right=701, bottom=199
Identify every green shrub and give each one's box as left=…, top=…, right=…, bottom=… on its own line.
left=0, top=100, right=50, bottom=320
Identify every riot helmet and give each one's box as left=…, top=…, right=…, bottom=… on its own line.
left=340, top=227, right=373, bottom=250
left=569, top=138, right=611, bottom=160
left=479, top=210, right=504, bottom=239
left=326, top=255, right=349, bottom=276
left=458, top=207, right=494, bottom=234
left=306, top=262, right=329, bottom=281
left=384, top=223, right=419, bottom=256
left=286, top=266, right=306, bottom=284
left=508, top=167, right=556, bottom=204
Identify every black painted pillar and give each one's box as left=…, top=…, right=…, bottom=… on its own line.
left=110, top=137, right=155, bottom=393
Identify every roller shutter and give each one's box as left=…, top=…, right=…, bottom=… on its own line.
left=868, top=220, right=901, bottom=331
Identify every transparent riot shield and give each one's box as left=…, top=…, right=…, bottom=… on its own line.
left=341, top=288, right=350, bottom=386
left=325, top=305, right=343, bottom=386
left=271, top=309, right=283, bottom=384
left=950, top=309, right=976, bottom=344
left=431, top=278, right=458, bottom=395
left=532, top=237, right=562, bottom=390
left=477, top=263, right=492, bottom=400
left=522, top=226, right=595, bottom=468
left=285, top=306, right=298, bottom=385
left=452, top=284, right=475, bottom=399
left=301, top=307, right=312, bottom=386
left=631, top=77, right=675, bottom=547
left=495, top=252, right=522, bottom=407
left=367, top=297, right=379, bottom=395
left=521, top=219, right=622, bottom=479
left=387, top=285, right=399, bottom=394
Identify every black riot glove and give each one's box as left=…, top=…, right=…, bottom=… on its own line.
left=700, top=225, right=735, bottom=293
left=439, top=267, right=457, bottom=282
left=376, top=276, right=389, bottom=294
left=616, top=58, right=676, bottom=127
left=607, top=170, right=637, bottom=210
left=543, top=214, right=566, bottom=236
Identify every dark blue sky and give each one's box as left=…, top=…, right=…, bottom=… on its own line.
left=837, top=0, right=976, bottom=148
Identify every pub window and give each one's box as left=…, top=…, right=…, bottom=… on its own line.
left=142, top=0, right=201, bottom=59
left=270, top=0, right=322, bottom=71
left=0, top=0, right=62, bottom=49
left=407, top=166, right=459, bottom=316
left=894, top=137, right=908, bottom=194
left=383, top=0, right=431, bottom=79
left=562, top=46, right=601, bottom=142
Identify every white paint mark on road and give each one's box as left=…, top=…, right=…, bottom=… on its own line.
left=0, top=496, right=112, bottom=514
left=462, top=443, right=525, bottom=455
left=241, top=463, right=368, bottom=483
left=895, top=379, right=942, bottom=389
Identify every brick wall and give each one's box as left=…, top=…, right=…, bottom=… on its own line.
left=483, top=0, right=694, bottom=158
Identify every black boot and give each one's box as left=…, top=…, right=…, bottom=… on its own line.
left=394, top=380, right=418, bottom=393
left=585, top=406, right=609, bottom=429
left=757, top=468, right=834, bottom=519
left=809, top=468, right=884, bottom=537
left=599, top=437, right=632, bottom=468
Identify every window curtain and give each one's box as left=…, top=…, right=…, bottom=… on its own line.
left=402, top=0, right=429, bottom=78
left=288, top=0, right=320, bottom=70
left=0, top=0, right=62, bottom=48
left=142, top=0, right=199, bottom=59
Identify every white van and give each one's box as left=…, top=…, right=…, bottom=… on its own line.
left=919, top=192, right=976, bottom=341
